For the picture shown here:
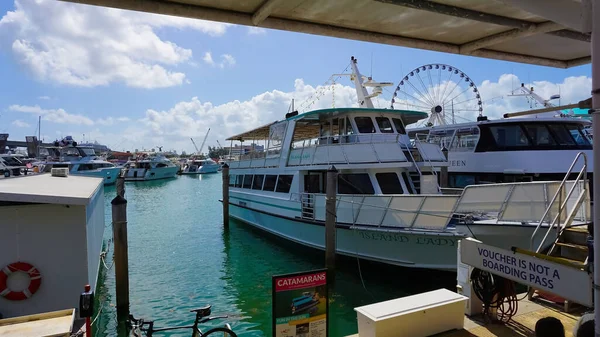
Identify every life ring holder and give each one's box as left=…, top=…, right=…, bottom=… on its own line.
left=0, top=262, right=42, bottom=301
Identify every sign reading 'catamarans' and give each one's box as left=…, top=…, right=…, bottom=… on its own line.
left=272, top=269, right=329, bottom=337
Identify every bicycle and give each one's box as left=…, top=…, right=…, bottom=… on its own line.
left=128, top=304, right=238, bottom=337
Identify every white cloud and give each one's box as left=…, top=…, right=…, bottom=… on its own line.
left=0, top=0, right=231, bottom=89
left=203, top=52, right=215, bottom=66
left=202, top=51, right=236, bottom=69
left=11, top=119, right=30, bottom=128
left=247, top=27, right=267, bottom=35
left=97, top=116, right=131, bottom=125
left=8, top=104, right=95, bottom=125
left=38, top=95, right=50, bottom=100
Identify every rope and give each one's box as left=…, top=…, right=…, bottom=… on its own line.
left=470, top=268, right=519, bottom=323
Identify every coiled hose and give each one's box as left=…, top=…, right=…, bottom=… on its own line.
left=470, top=268, right=519, bottom=322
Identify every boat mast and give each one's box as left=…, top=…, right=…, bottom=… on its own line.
left=350, top=56, right=375, bottom=109
left=198, top=128, right=210, bottom=157
left=37, top=116, right=41, bottom=159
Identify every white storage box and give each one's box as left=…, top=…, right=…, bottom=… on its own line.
left=354, top=288, right=467, bottom=337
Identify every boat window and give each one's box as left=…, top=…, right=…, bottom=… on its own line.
left=375, top=117, right=394, bottom=133
left=523, top=124, right=556, bottom=146
left=235, top=175, right=244, bottom=188
left=354, top=117, right=375, bottom=133
left=565, top=124, right=591, bottom=146
left=392, top=118, right=406, bottom=134
left=77, top=164, right=94, bottom=171
left=338, top=173, right=375, bottom=194
left=450, top=174, right=477, bottom=188
left=547, top=124, right=576, bottom=146
left=344, top=117, right=354, bottom=135
left=489, top=125, right=530, bottom=147
left=263, top=175, right=277, bottom=191
left=156, top=163, right=168, bottom=168
left=252, top=175, right=264, bottom=190
left=243, top=175, right=253, bottom=189
left=229, top=174, right=236, bottom=187
left=401, top=172, right=415, bottom=193
left=376, top=173, right=404, bottom=194
left=275, top=175, right=293, bottom=193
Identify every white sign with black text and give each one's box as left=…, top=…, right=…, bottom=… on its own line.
left=460, top=238, right=592, bottom=307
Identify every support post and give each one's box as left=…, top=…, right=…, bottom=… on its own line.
left=440, top=146, right=449, bottom=189
left=111, top=181, right=129, bottom=324
left=222, top=163, right=230, bottom=229
left=591, top=1, right=600, bottom=335
left=326, top=165, right=338, bottom=283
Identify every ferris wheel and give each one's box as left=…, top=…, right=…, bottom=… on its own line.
left=389, top=64, right=483, bottom=128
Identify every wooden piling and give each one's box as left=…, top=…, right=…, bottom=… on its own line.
left=111, top=182, right=129, bottom=324
left=326, top=165, right=338, bottom=283
left=440, top=146, right=449, bottom=189
left=222, top=163, right=230, bottom=229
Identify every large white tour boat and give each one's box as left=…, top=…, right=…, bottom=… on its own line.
left=223, top=56, right=590, bottom=271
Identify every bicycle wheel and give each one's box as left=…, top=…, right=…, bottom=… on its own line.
left=201, top=327, right=238, bottom=337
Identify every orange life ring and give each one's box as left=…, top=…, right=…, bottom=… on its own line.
left=0, top=262, right=42, bottom=301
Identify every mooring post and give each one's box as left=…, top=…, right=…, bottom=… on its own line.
left=111, top=178, right=129, bottom=325
left=222, top=163, right=230, bottom=229
left=326, top=165, right=338, bottom=284
left=440, top=146, right=449, bottom=189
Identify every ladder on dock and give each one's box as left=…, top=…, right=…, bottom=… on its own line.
left=527, top=152, right=591, bottom=311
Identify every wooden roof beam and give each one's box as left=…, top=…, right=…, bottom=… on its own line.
left=374, top=0, right=591, bottom=43
left=252, top=0, right=286, bottom=25
left=459, top=22, right=563, bottom=54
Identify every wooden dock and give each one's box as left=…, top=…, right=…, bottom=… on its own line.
left=347, top=294, right=587, bottom=337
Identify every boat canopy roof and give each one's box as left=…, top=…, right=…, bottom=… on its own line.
left=226, top=107, right=427, bottom=141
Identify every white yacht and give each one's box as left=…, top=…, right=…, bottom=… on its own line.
left=38, top=146, right=121, bottom=185
left=121, top=152, right=179, bottom=181
left=181, top=157, right=220, bottom=175
left=224, top=56, right=590, bottom=271
left=407, top=117, right=593, bottom=187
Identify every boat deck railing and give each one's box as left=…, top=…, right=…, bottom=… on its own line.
left=286, top=134, right=446, bottom=167
left=291, top=178, right=590, bottom=232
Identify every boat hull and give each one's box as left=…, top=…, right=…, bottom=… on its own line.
left=181, top=165, right=220, bottom=174
left=70, top=167, right=121, bottom=185
left=229, top=203, right=463, bottom=271
left=455, top=222, right=559, bottom=252
left=122, top=166, right=179, bottom=181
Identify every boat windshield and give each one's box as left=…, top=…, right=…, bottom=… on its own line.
left=1, top=156, right=24, bottom=166
left=80, top=148, right=97, bottom=156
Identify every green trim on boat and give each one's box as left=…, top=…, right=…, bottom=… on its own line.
left=231, top=195, right=301, bottom=212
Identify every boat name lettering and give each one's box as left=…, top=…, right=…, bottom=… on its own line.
left=449, top=160, right=466, bottom=167
left=290, top=153, right=311, bottom=160
left=415, top=237, right=455, bottom=246
left=359, top=232, right=408, bottom=242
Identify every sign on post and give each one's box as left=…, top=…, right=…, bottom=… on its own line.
left=272, top=269, right=328, bottom=337
left=460, top=238, right=592, bottom=307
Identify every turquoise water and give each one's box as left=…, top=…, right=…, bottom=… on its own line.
left=94, top=174, right=454, bottom=337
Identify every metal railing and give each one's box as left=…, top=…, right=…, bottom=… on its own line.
left=530, top=152, right=589, bottom=253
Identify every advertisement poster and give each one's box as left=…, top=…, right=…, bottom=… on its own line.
left=272, top=269, right=328, bottom=337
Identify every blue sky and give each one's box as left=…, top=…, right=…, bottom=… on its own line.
left=0, top=0, right=592, bottom=153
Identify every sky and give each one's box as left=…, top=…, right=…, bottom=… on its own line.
left=0, top=0, right=593, bottom=154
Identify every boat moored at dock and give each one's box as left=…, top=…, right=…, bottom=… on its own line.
left=181, top=157, right=220, bottom=174
left=37, top=145, right=120, bottom=185
left=121, top=152, right=179, bottom=181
